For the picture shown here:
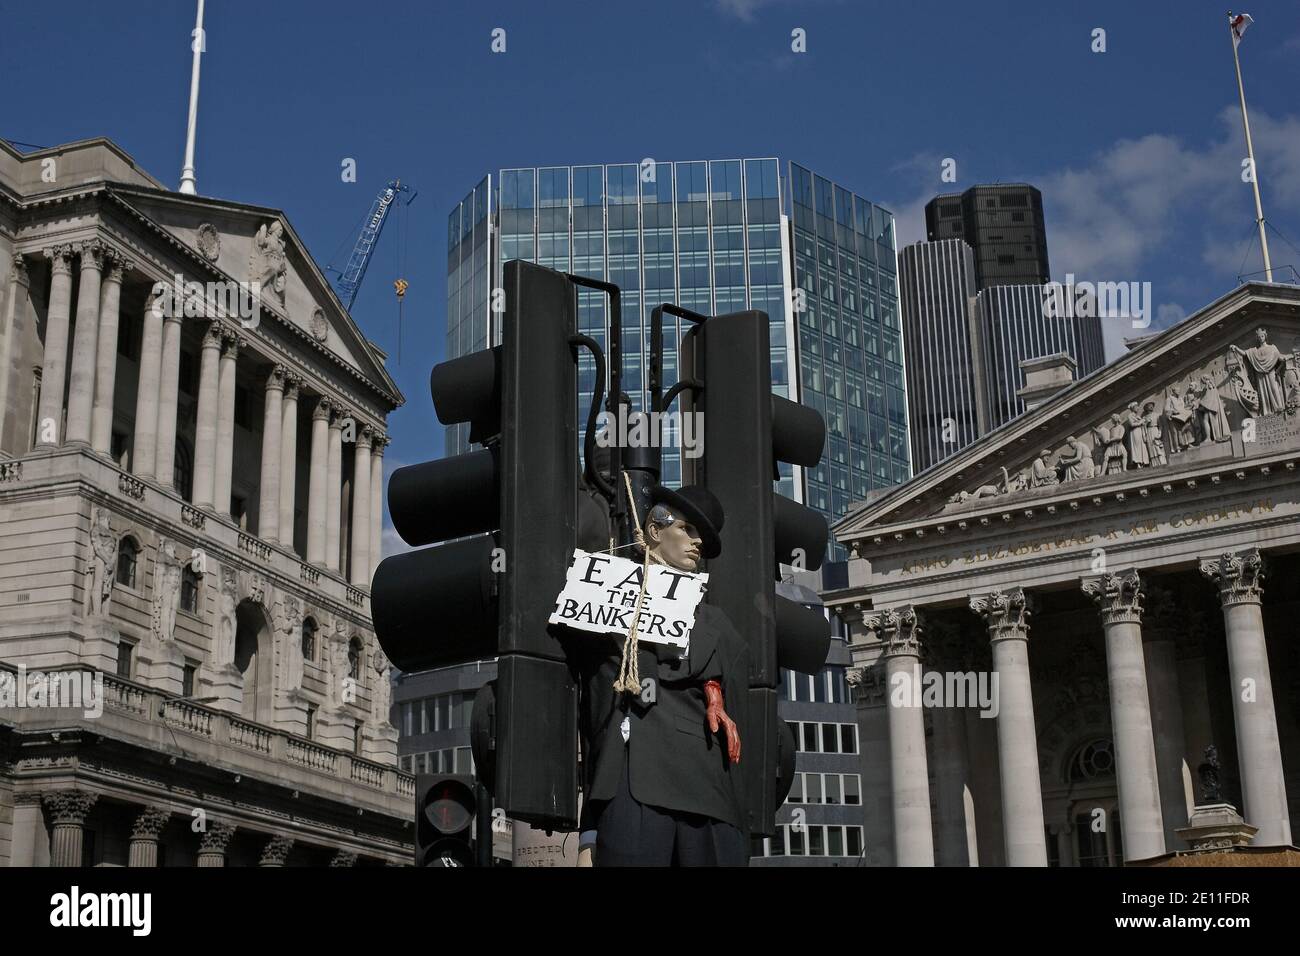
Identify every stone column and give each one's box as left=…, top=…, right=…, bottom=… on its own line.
left=1051, top=823, right=1076, bottom=867
left=866, top=606, right=934, bottom=866
left=0, top=253, right=31, bottom=451
left=43, top=790, right=97, bottom=867
left=65, top=241, right=105, bottom=446
left=36, top=245, right=76, bottom=448
left=1143, top=582, right=1191, bottom=851
left=191, top=322, right=223, bottom=507
left=326, top=408, right=345, bottom=572
left=196, top=821, right=236, bottom=867
left=212, top=330, right=241, bottom=515
left=933, top=705, right=978, bottom=866
left=257, top=365, right=286, bottom=542
left=350, top=425, right=373, bottom=586
left=1200, top=548, right=1291, bottom=846
left=259, top=833, right=294, bottom=867
left=1082, top=568, right=1165, bottom=862
left=969, top=587, right=1047, bottom=866
left=154, top=309, right=184, bottom=488
left=369, top=433, right=385, bottom=576
left=90, top=253, right=129, bottom=454
left=307, top=398, right=333, bottom=566
left=278, top=376, right=300, bottom=551
left=127, top=805, right=171, bottom=867
left=131, top=293, right=165, bottom=475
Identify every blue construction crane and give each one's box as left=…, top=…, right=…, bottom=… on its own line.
left=328, top=179, right=417, bottom=312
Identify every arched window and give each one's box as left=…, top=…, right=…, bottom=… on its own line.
left=348, top=637, right=363, bottom=681
left=180, top=565, right=201, bottom=614
left=116, top=537, right=140, bottom=590
left=1068, top=738, right=1115, bottom=783
left=301, top=617, right=317, bottom=662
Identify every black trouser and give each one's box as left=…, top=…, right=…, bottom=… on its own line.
left=592, top=755, right=747, bottom=867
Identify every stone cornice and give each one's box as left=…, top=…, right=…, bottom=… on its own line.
left=842, top=450, right=1299, bottom=559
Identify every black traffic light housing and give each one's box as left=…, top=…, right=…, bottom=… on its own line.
left=678, top=309, right=832, bottom=837
left=415, top=774, right=477, bottom=867
left=373, top=260, right=582, bottom=829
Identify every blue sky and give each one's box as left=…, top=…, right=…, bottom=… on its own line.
left=6, top=0, right=1300, bottom=549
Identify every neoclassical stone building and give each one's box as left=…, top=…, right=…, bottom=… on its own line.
left=826, top=281, right=1300, bottom=866
left=0, top=137, right=413, bottom=866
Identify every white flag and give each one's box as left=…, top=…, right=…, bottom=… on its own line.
left=1230, top=13, right=1253, bottom=47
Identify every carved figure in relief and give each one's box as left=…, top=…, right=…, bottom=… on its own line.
left=1229, top=327, right=1286, bottom=416
left=278, top=596, right=304, bottom=692
left=1029, top=449, right=1058, bottom=488
left=84, top=507, right=119, bottom=616
left=1226, top=353, right=1260, bottom=417
left=1283, top=349, right=1300, bottom=415
left=371, top=647, right=392, bottom=726
left=252, top=221, right=288, bottom=301
left=1058, top=435, right=1095, bottom=482
left=1141, top=401, right=1166, bottom=467
left=1094, top=414, right=1128, bottom=475
left=1189, top=375, right=1231, bottom=443
left=1123, top=402, right=1150, bottom=468
left=214, top=566, right=238, bottom=667
left=1163, top=386, right=1195, bottom=453
left=151, top=539, right=185, bottom=643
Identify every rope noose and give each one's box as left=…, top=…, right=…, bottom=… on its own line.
left=612, top=471, right=662, bottom=695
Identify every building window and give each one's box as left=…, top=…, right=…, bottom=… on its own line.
left=182, top=662, right=196, bottom=698
left=178, top=350, right=197, bottom=396
left=115, top=640, right=134, bottom=678
left=399, top=755, right=412, bottom=773
left=306, top=706, right=316, bottom=739
left=180, top=566, right=200, bottom=614
left=230, top=495, right=247, bottom=529
left=301, top=617, right=317, bottom=662
left=173, top=439, right=193, bottom=502
left=116, top=537, right=140, bottom=590
left=353, top=724, right=363, bottom=755
left=348, top=638, right=362, bottom=681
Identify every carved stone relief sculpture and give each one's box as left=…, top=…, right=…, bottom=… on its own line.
left=151, top=538, right=185, bottom=643
left=251, top=221, right=287, bottom=304
left=84, top=506, right=119, bottom=617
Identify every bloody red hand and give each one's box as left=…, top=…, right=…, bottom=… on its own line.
left=704, top=679, right=741, bottom=765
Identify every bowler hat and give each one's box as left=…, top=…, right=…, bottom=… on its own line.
left=647, top=484, right=725, bottom=559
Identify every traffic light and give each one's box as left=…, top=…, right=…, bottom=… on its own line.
left=372, top=259, right=581, bottom=829
left=679, top=309, right=832, bottom=836
left=415, top=774, right=478, bottom=867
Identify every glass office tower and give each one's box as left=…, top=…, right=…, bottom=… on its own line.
left=444, top=159, right=910, bottom=548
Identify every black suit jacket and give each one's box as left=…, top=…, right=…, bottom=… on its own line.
left=560, top=602, right=750, bottom=831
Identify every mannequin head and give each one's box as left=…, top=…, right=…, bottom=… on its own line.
left=644, top=504, right=703, bottom=572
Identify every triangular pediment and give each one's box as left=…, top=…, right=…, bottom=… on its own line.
left=106, top=184, right=402, bottom=410
left=834, top=282, right=1300, bottom=539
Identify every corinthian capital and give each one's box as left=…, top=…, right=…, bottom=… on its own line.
left=863, top=605, right=923, bottom=658
left=42, top=790, right=98, bottom=825
left=1200, top=548, right=1265, bottom=607
left=130, top=805, right=173, bottom=840
left=75, top=239, right=106, bottom=271
left=1082, top=568, right=1144, bottom=627
left=198, top=821, right=237, bottom=854
left=969, top=587, right=1032, bottom=642
left=44, top=244, right=75, bottom=275
left=313, top=397, right=335, bottom=422
left=10, top=252, right=31, bottom=287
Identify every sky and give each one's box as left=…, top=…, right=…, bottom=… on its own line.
left=5, top=0, right=1299, bottom=554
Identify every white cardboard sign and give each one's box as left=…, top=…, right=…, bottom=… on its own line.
left=549, top=549, right=708, bottom=652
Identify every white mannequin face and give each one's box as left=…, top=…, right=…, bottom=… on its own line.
left=646, top=516, right=703, bottom=572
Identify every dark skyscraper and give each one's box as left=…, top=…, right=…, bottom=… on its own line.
left=925, top=184, right=1050, bottom=290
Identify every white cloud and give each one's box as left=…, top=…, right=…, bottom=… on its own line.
left=379, top=524, right=415, bottom=562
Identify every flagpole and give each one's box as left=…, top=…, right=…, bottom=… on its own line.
left=178, top=0, right=206, bottom=195
left=1229, top=11, right=1272, bottom=281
